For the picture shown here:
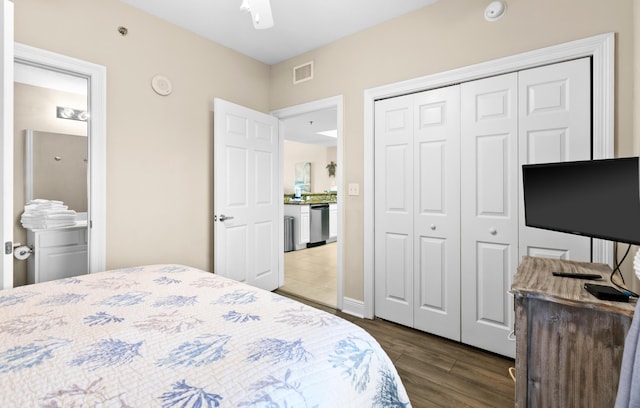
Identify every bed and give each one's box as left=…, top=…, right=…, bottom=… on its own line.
left=0, top=264, right=411, bottom=407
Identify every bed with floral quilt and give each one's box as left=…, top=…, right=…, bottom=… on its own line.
left=0, top=264, right=411, bottom=407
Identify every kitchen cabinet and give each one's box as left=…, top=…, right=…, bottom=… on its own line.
left=328, top=203, right=337, bottom=242
left=284, top=204, right=310, bottom=250
left=27, top=225, right=88, bottom=284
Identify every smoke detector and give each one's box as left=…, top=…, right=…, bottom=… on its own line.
left=485, top=1, right=507, bottom=22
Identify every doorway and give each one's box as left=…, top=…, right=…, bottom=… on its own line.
left=14, top=63, right=88, bottom=286
left=271, top=96, right=344, bottom=310
left=3, top=43, right=107, bottom=288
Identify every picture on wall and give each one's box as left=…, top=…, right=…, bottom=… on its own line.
left=294, top=162, right=311, bottom=195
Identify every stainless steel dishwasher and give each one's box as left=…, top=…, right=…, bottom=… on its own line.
left=308, top=204, right=329, bottom=247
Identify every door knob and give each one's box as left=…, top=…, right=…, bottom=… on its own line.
left=430, top=224, right=436, bottom=230
left=489, top=227, right=497, bottom=235
left=219, top=214, right=234, bottom=222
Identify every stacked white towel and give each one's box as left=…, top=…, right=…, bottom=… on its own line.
left=21, top=199, right=77, bottom=230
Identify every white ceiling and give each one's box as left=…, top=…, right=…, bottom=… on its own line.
left=282, top=107, right=338, bottom=147
left=118, top=0, right=440, bottom=65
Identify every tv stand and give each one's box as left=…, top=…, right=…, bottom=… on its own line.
left=511, top=256, right=636, bottom=408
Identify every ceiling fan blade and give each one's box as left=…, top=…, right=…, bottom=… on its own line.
left=249, top=0, right=273, bottom=29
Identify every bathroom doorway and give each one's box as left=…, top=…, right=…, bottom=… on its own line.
left=7, top=44, right=106, bottom=288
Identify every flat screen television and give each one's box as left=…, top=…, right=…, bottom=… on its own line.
left=522, top=157, right=640, bottom=245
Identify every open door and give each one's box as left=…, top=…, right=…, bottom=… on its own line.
left=213, top=98, right=280, bottom=291
left=0, top=0, right=13, bottom=290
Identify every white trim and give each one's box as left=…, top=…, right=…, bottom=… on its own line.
left=341, top=297, right=365, bottom=319
left=14, top=43, right=107, bottom=274
left=24, top=129, right=32, bottom=202
left=1, top=0, right=14, bottom=290
left=271, top=95, right=344, bottom=311
left=363, top=33, right=615, bottom=319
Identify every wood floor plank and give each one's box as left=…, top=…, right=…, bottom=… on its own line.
left=275, top=290, right=516, bottom=408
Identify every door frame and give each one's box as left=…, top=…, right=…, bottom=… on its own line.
left=13, top=43, right=107, bottom=276
left=363, top=33, right=615, bottom=319
left=1, top=0, right=13, bottom=289
left=271, top=95, right=344, bottom=311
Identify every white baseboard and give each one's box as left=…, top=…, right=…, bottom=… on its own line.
left=341, top=297, right=365, bottom=319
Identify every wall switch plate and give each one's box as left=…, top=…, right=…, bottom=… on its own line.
left=348, top=183, right=360, bottom=196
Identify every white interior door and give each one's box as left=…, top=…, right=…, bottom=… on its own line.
left=518, top=58, right=592, bottom=260
left=461, top=72, right=519, bottom=358
left=413, top=86, right=461, bottom=341
left=0, top=0, right=13, bottom=290
left=213, top=98, right=279, bottom=291
left=374, top=94, right=414, bottom=327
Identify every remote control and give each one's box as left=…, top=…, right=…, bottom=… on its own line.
left=552, top=271, right=602, bottom=280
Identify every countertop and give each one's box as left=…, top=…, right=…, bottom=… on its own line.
left=284, top=200, right=337, bottom=205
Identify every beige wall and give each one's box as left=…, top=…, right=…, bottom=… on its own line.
left=269, top=0, right=636, bottom=300
left=14, top=0, right=271, bottom=273
left=284, top=141, right=337, bottom=194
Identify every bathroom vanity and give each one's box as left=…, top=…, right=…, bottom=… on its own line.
left=27, top=224, right=88, bottom=284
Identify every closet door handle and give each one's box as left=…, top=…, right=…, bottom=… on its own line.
left=219, top=214, right=234, bottom=222
left=489, top=227, right=497, bottom=235
left=430, top=224, right=436, bottom=230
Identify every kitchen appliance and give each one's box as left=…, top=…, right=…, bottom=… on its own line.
left=308, top=204, right=329, bottom=247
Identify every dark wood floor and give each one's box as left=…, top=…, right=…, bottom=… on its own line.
left=276, top=290, right=516, bottom=408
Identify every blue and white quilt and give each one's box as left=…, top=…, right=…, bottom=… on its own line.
left=0, top=264, right=411, bottom=407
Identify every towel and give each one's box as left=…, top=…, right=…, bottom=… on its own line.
left=21, top=199, right=77, bottom=230
left=615, top=300, right=640, bottom=408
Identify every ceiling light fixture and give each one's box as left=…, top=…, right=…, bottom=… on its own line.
left=239, top=0, right=274, bottom=30
left=484, top=1, right=507, bottom=22
left=317, top=130, right=337, bottom=138
left=56, top=106, right=88, bottom=122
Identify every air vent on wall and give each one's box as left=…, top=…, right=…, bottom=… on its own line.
left=293, top=61, right=314, bottom=84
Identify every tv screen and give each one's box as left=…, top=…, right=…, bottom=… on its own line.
left=522, top=157, right=640, bottom=245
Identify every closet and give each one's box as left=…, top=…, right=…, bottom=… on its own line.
left=374, top=58, right=591, bottom=358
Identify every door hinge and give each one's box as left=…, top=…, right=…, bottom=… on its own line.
left=5, top=241, right=12, bottom=255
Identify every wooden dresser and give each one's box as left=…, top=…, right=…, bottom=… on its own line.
left=511, top=256, right=636, bottom=408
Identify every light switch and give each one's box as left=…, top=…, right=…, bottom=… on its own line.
left=348, top=183, right=360, bottom=196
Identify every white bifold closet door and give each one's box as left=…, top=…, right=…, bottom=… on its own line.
left=517, top=58, right=592, bottom=260
left=460, top=73, right=520, bottom=356
left=374, top=85, right=461, bottom=340
left=374, top=58, right=591, bottom=358
left=460, top=58, right=591, bottom=357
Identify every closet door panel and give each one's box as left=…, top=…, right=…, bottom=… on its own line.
left=413, top=86, right=461, bottom=341
left=518, top=58, right=592, bottom=261
left=476, top=242, right=511, bottom=324
left=461, top=73, right=518, bottom=358
left=374, top=95, right=414, bottom=327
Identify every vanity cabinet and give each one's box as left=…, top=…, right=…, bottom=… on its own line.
left=284, top=204, right=310, bottom=250
left=27, top=225, right=88, bottom=284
